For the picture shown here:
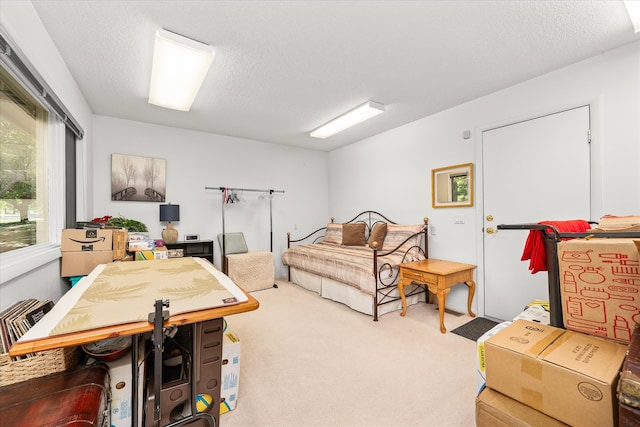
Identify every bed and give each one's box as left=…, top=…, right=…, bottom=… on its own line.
left=282, top=211, right=429, bottom=320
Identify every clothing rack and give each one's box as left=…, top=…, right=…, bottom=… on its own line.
left=497, top=222, right=640, bottom=327
left=205, top=186, right=284, bottom=267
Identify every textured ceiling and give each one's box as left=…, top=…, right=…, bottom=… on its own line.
left=30, top=1, right=639, bottom=151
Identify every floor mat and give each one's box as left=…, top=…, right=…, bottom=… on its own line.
left=450, top=317, right=499, bottom=341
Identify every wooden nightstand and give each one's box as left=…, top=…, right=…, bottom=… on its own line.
left=398, top=259, right=476, bottom=333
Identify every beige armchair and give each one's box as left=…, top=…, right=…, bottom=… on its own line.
left=217, top=232, right=275, bottom=292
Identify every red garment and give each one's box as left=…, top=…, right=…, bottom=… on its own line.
left=521, top=220, right=592, bottom=274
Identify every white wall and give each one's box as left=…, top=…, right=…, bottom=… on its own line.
left=328, top=40, right=640, bottom=315
left=0, top=1, right=94, bottom=310
left=92, top=116, right=329, bottom=276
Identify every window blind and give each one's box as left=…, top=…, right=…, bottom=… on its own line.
left=0, top=28, right=84, bottom=139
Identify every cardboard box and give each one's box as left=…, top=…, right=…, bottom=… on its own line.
left=105, top=348, right=145, bottom=427
left=476, top=321, right=511, bottom=395
left=476, top=387, right=569, bottom=427
left=61, top=250, right=113, bottom=277
left=513, top=305, right=550, bottom=325
left=220, top=329, right=241, bottom=414
left=61, top=228, right=113, bottom=252
left=485, top=319, right=627, bottom=427
left=558, top=238, right=640, bottom=343
left=597, top=215, right=640, bottom=231
left=476, top=306, right=550, bottom=395
left=112, top=228, right=128, bottom=260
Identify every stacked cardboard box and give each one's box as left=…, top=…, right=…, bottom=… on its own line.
left=483, top=319, right=627, bottom=427
left=112, top=228, right=128, bottom=260
left=557, top=238, right=640, bottom=344
left=476, top=303, right=550, bottom=395
left=476, top=387, right=569, bottom=427
left=60, top=229, right=114, bottom=277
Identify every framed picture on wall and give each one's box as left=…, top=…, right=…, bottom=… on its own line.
left=111, top=154, right=167, bottom=202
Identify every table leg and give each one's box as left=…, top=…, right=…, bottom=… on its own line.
left=465, top=280, right=476, bottom=318
left=399, top=278, right=408, bottom=317
left=436, top=288, right=451, bottom=333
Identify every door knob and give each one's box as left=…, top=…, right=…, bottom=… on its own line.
left=486, top=215, right=494, bottom=222
left=486, top=227, right=497, bottom=234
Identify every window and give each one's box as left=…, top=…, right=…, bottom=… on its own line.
left=0, top=31, right=83, bottom=284
left=0, top=66, right=50, bottom=254
left=0, top=64, right=66, bottom=284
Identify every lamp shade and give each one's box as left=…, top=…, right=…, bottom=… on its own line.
left=159, top=204, right=180, bottom=222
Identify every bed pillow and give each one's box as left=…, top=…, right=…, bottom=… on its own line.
left=342, top=223, right=366, bottom=246
left=367, top=222, right=387, bottom=249
left=381, top=224, right=424, bottom=253
left=323, top=223, right=342, bottom=244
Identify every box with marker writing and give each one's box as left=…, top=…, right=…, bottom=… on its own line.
left=557, top=238, right=640, bottom=343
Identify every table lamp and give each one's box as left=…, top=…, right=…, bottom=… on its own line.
left=160, top=203, right=180, bottom=243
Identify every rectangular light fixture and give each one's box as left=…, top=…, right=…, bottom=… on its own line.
left=148, top=29, right=215, bottom=111
left=625, top=1, right=640, bottom=33
left=310, top=101, right=385, bottom=139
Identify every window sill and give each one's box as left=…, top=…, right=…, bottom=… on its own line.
left=0, top=244, right=61, bottom=285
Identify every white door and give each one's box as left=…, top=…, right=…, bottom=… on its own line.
left=482, top=106, right=591, bottom=321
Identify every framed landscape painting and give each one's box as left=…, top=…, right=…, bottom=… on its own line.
left=111, top=154, right=166, bottom=202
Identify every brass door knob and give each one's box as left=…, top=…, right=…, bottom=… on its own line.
left=486, top=215, right=494, bottom=222
left=486, top=227, right=497, bottom=234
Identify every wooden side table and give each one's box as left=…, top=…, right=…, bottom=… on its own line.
left=398, top=259, right=476, bottom=333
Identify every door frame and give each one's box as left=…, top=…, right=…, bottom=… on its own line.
left=473, top=99, right=601, bottom=319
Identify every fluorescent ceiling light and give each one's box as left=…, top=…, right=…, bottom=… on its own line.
left=625, top=1, right=640, bottom=33
left=310, top=101, right=385, bottom=139
left=148, top=29, right=215, bottom=111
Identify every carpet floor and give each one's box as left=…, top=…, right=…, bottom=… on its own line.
left=221, top=280, right=478, bottom=427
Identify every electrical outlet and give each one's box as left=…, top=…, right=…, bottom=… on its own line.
left=454, top=215, right=465, bottom=224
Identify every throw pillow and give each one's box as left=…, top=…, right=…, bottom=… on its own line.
left=323, top=223, right=342, bottom=244
left=367, top=222, right=388, bottom=249
left=382, top=224, right=424, bottom=253
left=342, top=223, right=366, bottom=246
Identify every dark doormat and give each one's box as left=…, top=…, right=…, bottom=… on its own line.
left=451, top=317, right=499, bottom=341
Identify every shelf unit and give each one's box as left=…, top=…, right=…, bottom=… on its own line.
left=164, top=240, right=214, bottom=264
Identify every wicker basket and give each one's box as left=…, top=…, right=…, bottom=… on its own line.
left=0, top=346, right=81, bottom=387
